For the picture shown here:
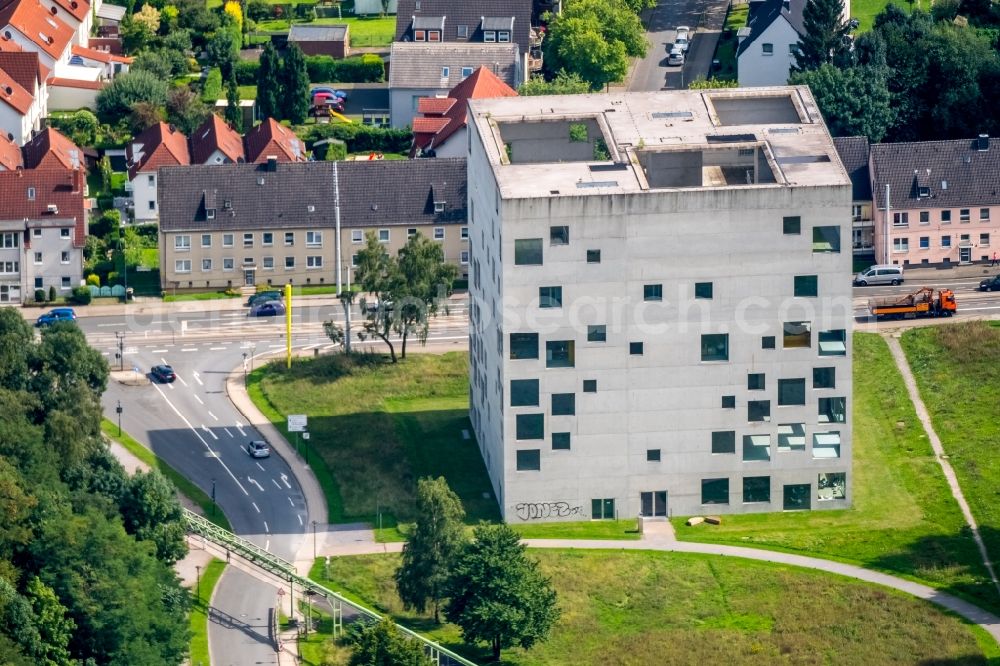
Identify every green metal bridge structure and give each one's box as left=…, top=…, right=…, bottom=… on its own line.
left=183, top=508, right=478, bottom=666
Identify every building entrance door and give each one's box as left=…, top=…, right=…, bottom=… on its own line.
left=244, top=269, right=255, bottom=286
left=640, top=491, right=667, bottom=517
left=959, top=247, right=972, bottom=264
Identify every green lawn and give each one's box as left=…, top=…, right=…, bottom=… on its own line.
left=901, top=322, right=1000, bottom=586
left=189, top=558, right=226, bottom=666
left=308, top=550, right=997, bottom=665
left=163, top=290, right=243, bottom=302
left=512, top=519, right=640, bottom=541
left=710, top=4, right=748, bottom=81
left=139, top=247, right=159, bottom=269
left=853, top=0, right=916, bottom=32
left=238, top=84, right=257, bottom=100
left=253, top=16, right=395, bottom=46
left=671, top=333, right=996, bottom=613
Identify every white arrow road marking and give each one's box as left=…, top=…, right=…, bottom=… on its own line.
left=193, top=395, right=204, bottom=405
left=280, top=473, right=292, bottom=489
left=224, top=428, right=234, bottom=438
left=252, top=502, right=260, bottom=513
left=248, top=477, right=264, bottom=492
left=263, top=521, right=269, bottom=534
left=271, top=478, right=281, bottom=489
left=192, top=371, right=204, bottom=386
left=151, top=384, right=249, bottom=496
left=202, top=425, right=218, bottom=440
left=208, top=410, right=218, bottom=421
left=256, top=462, right=265, bottom=471
left=297, top=514, right=303, bottom=526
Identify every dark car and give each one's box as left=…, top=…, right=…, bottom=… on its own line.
left=35, top=307, right=77, bottom=327
left=980, top=275, right=1000, bottom=291
left=249, top=301, right=285, bottom=317
left=247, top=290, right=282, bottom=307
left=150, top=364, right=176, bottom=382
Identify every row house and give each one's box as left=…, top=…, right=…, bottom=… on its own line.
left=0, top=50, right=45, bottom=144
left=157, top=158, right=468, bottom=292
left=0, top=126, right=86, bottom=304
left=832, top=136, right=873, bottom=255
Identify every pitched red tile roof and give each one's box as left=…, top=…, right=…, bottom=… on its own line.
left=243, top=117, right=305, bottom=163
left=190, top=113, right=245, bottom=164
left=0, top=131, right=22, bottom=169
left=411, top=66, right=516, bottom=157
left=127, top=122, right=190, bottom=178
left=50, top=0, right=88, bottom=23
left=0, top=168, right=86, bottom=247
left=0, top=62, right=31, bottom=114
left=22, top=127, right=82, bottom=170
left=0, top=50, right=38, bottom=91
left=0, top=34, right=45, bottom=80
left=71, top=43, right=132, bottom=64
left=417, top=97, right=456, bottom=115
left=48, top=76, right=103, bottom=89
left=0, top=0, right=75, bottom=60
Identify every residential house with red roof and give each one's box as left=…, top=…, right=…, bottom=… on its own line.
left=0, top=0, right=76, bottom=71
left=0, top=130, right=21, bottom=169
left=243, top=117, right=306, bottom=164
left=410, top=65, right=517, bottom=158
left=127, top=122, right=191, bottom=221
left=0, top=50, right=44, bottom=143
left=0, top=126, right=86, bottom=303
left=39, top=0, right=91, bottom=46
left=190, top=114, right=245, bottom=165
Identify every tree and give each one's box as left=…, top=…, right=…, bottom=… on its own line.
left=544, top=15, right=630, bottom=90
left=223, top=0, right=243, bottom=31
left=120, top=7, right=160, bottom=52
left=96, top=70, right=168, bottom=124
left=256, top=42, right=282, bottom=121
left=128, top=101, right=166, bottom=133
left=206, top=27, right=239, bottom=74
left=279, top=43, right=310, bottom=123
left=561, top=0, right=648, bottom=57
left=25, top=577, right=75, bottom=666
left=395, top=477, right=466, bottom=623
left=133, top=3, right=161, bottom=32
left=225, top=69, right=244, bottom=132
left=688, top=76, right=738, bottom=89
left=166, top=85, right=210, bottom=134
left=790, top=64, right=894, bottom=141
left=792, top=0, right=852, bottom=73
left=119, top=470, right=187, bottom=563
left=347, top=617, right=432, bottom=666
left=394, top=233, right=456, bottom=360
left=518, top=69, right=591, bottom=95
left=354, top=232, right=400, bottom=362
left=445, top=524, right=559, bottom=662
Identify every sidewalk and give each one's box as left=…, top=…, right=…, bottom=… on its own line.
left=896, top=261, right=999, bottom=282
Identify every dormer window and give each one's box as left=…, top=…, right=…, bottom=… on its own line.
left=457, top=25, right=468, bottom=38
left=206, top=208, right=216, bottom=219
left=441, top=66, right=449, bottom=78
left=414, top=29, right=426, bottom=41
left=434, top=201, right=446, bottom=212
left=428, top=30, right=441, bottom=41
left=462, top=66, right=474, bottom=77
left=484, top=30, right=496, bottom=42
left=498, top=31, right=510, bottom=42
left=918, top=186, right=930, bottom=198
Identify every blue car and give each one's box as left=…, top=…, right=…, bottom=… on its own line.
left=310, top=87, right=347, bottom=100
left=35, top=307, right=77, bottom=327
left=249, top=301, right=285, bottom=317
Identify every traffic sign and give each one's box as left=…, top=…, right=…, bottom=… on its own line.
left=288, top=415, right=307, bottom=432
left=301, top=432, right=310, bottom=440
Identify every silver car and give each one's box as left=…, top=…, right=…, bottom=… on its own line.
left=667, top=46, right=685, bottom=67
left=247, top=440, right=270, bottom=458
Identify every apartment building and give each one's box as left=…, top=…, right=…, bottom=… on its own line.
left=832, top=136, right=874, bottom=255
left=466, top=87, right=853, bottom=522
left=157, top=158, right=468, bottom=291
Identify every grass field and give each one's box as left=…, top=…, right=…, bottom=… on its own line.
left=709, top=3, right=748, bottom=81
left=253, top=16, right=395, bottom=46
left=163, top=290, right=243, bottom=302
left=139, top=247, right=159, bottom=269
left=308, top=550, right=997, bottom=665
left=671, top=333, right=996, bottom=613
left=853, top=0, right=916, bottom=32
left=901, top=322, right=1000, bottom=586
left=188, top=558, right=226, bottom=666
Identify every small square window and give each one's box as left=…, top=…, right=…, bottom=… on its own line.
left=516, top=414, right=544, bottom=440
left=262, top=232, right=273, bottom=246
left=813, top=367, right=835, bottom=389
left=644, top=284, right=663, bottom=301
left=711, top=431, right=735, bottom=454
left=539, top=286, right=563, bottom=308
left=941, top=235, right=952, bottom=248
left=351, top=229, right=363, bottom=243
left=818, top=329, right=847, bottom=356
left=551, top=393, right=575, bottom=415
left=510, top=379, right=539, bottom=406
left=748, top=373, right=765, bottom=390
left=762, top=42, right=774, bottom=54
left=515, top=239, right=543, bottom=265
left=516, top=449, right=541, bottom=471
left=510, top=333, right=539, bottom=360
left=702, top=478, right=729, bottom=505
left=223, top=234, right=234, bottom=247
left=61, top=276, right=70, bottom=288
left=550, top=226, right=569, bottom=245
left=201, top=234, right=212, bottom=248
left=743, top=476, right=770, bottom=503
left=941, top=210, right=952, bottom=222
left=646, top=449, right=661, bottom=462
left=434, top=227, right=445, bottom=240
left=587, top=325, right=607, bottom=342
left=812, top=225, right=841, bottom=253
left=794, top=275, right=817, bottom=297
left=919, top=236, right=930, bottom=249
left=378, top=229, right=390, bottom=242
left=783, top=321, right=811, bottom=349
left=819, top=397, right=846, bottom=423
left=919, top=211, right=930, bottom=224
left=60, top=228, right=70, bottom=238
left=701, top=334, right=729, bottom=362
left=721, top=395, right=735, bottom=408
left=748, top=400, right=771, bottom=422
left=545, top=340, right=575, bottom=368
left=784, top=484, right=811, bottom=510
left=960, top=209, right=970, bottom=222
left=583, top=379, right=597, bottom=393
left=980, top=208, right=990, bottom=221
left=762, top=336, right=776, bottom=349
left=285, top=256, right=295, bottom=269
left=778, top=378, right=806, bottom=406
left=694, top=282, right=713, bottom=299
left=629, top=341, right=643, bottom=355
left=783, top=216, right=801, bottom=234
left=586, top=249, right=601, bottom=263
left=552, top=433, right=571, bottom=450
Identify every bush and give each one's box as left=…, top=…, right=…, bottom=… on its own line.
left=294, top=2, right=315, bottom=20
left=201, top=67, right=223, bottom=103
left=34, top=289, right=45, bottom=303
left=246, top=0, right=271, bottom=21
left=304, top=54, right=384, bottom=83
left=310, top=123, right=411, bottom=153
left=70, top=286, right=93, bottom=305
left=90, top=209, right=121, bottom=239
left=235, top=59, right=260, bottom=85
left=48, top=286, right=57, bottom=302
left=96, top=70, right=169, bottom=124
left=86, top=274, right=101, bottom=287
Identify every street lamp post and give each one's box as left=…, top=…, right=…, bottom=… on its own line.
left=242, top=351, right=248, bottom=385
left=195, top=564, right=201, bottom=599
left=211, top=478, right=216, bottom=516
left=116, top=400, right=122, bottom=436
left=311, top=520, right=317, bottom=560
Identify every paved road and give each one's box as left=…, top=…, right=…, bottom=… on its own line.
left=629, top=0, right=730, bottom=91
left=853, top=274, right=1000, bottom=330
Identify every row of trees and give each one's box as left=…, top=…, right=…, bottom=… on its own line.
left=0, top=311, right=190, bottom=664
left=256, top=42, right=311, bottom=125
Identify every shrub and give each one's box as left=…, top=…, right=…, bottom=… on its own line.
left=34, top=289, right=45, bottom=303
left=96, top=70, right=168, bottom=124
left=235, top=59, right=260, bottom=85
left=86, top=274, right=101, bottom=287
left=90, top=209, right=121, bottom=239
left=309, top=123, right=411, bottom=153
left=246, top=0, right=271, bottom=21
left=70, top=286, right=93, bottom=305
left=294, top=2, right=315, bottom=20
left=201, top=67, right=223, bottom=103
left=304, top=54, right=384, bottom=83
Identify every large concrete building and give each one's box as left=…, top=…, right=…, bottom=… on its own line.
left=466, top=87, right=853, bottom=523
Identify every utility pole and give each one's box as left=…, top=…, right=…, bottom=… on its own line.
left=312, top=520, right=317, bottom=560
left=211, top=478, right=216, bottom=516
left=119, top=221, right=128, bottom=302
left=196, top=564, right=201, bottom=599
left=884, top=183, right=891, bottom=265
left=116, top=400, right=122, bottom=435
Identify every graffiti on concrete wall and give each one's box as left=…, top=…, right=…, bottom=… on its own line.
left=514, top=501, right=585, bottom=521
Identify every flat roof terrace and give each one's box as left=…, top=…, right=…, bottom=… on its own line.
left=469, top=86, right=851, bottom=200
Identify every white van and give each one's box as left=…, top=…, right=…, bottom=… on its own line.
left=854, top=265, right=904, bottom=286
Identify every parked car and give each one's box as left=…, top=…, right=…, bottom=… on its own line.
left=853, top=264, right=904, bottom=286
left=311, top=87, right=347, bottom=100
left=248, top=290, right=282, bottom=307
left=362, top=298, right=393, bottom=315
left=246, top=440, right=270, bottom=458
left=150, top=364, right=176, bottom=383
left=35, top=307, right=77, bottom=327
left=667, top=46, right=685, bottom=67
left=675, top=26, right=691, bottom=52
left=249, top=301, right=285, bottom=317
left=979, top=275, right=1000, bottom=291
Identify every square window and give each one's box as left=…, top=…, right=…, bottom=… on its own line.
left=285, top=256, right=295, bottom=269
left=646, top=449, right=661, bottom=462
left=721, top=395, right=735, bottom=408
left=980, top=233, right=990, bottom=246
left=586, top=249, right=601, bottom=263
left=644, top=284, right=663, bottom=301
left=223, top=258, right=234, bottom=270
left=263, top=257, right=274, bottom=269
left=778, top=378, right=806, bottom=405
left=941, top=236, right=952, bottom=247
left=201, top=234, right=212, bottom=248
left=223, top=234, right=234, bottom=247
left=794, top=275, right=817, bottom=297
left=784, top=484, right=811, bottom=510
left=515, top=239, right=543, bottom=265
left=262, top=232, right=273, bottom=246
left=175, top=235, right=191, bottom=250
left=818, top=397, right=846, bottom=423
left=919, top=236, right=930, bottom=249
left=783, top=321, right=811, bottom=349
left=378, top=229, right=390, bottom=242
left=893, top=212, right=909, bottom=227
left=783, top=216, right=801, bottom=234
left=694, top=282, right=713, bottom=299
left=818, top=472, right=846, bottom=500
left=32, top=228, right=41, bottom=238
left=510, top=333, right=539, bottom=360
left=583, top=379, right=597, bottom=393
left=778, top=423, right=806, bottom=452
left=813, top=432, right=842, bottom=459
left=243, top=233, right=254, bottom=247
left=539, top=286, right=563, bottom=308
left=893, top=238, right=909, bottom=252
left=762, top=336, right=776, bottom=350
left=813, top=367, right=835, bottom=389
left=743, top=434, right=771, bottom=461
left=351, top=230, right=363, bottom=243
left=812, top=225, right=841, bottom=252
left=552, top=433, right=571, bottom=450
left=748, top=373, right=765, bottom=390
left=711, top=431, right=735, bottom=454
left=701, top=478, right=729, bottom=504
left=60, top=228, right=70, bottom=238
left=457, top=24, right=468, bottom=38
left=201, top=258, right=212, bottom=271
left=551, top=393, right=575, bottom=415
left=516, top=449, right=541, bottom=471
left=941, top=210, right=952, bottom=223
left=818, top=329, right=847, bottom=356
left=587, top=325, right=607, bottom=342
left=762, top=42, right=773, bottom=54
left=981, top=208, right=990, bottom=221
left=748, top=400, right=771, bottom=422
left=920, top=211, right=930, bottom=224
left=629, top=341, right=643, bottom=355
left=434, top=227, right=445, bottom=240
left=61, top=276, right=70, bottom=288
left=510, top=379, right=539, bottom=406
left=960, top=209, right=970, bottom=222
left=701, top=334, right=729, bottom=361
left=545, top=340, right=575, bottom=368
left=743, top=476, right=771, bottom=503
left=550, top=226, right=569, bottom=245
left=516, top=414, right=544, bottom=440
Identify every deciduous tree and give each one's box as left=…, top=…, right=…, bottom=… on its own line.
left=119, top=470, right=188, bottom=564
left=518, top=69, right=591, bottom=95
left=394, top=233, right=456, bottom=360
left=790, top=64, right=894, bottom=141
left=354, top=232, right=401, bottom=362
left=545, top=16, right=629, bottom=90
left=96, top=70, right=168, bottom=124
left=225, top=69, right=244, bottom=132
left=166, top=86, right=211, bottom=134
left=347, top=617, right=432, bottom=666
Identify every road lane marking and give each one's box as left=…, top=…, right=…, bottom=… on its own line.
left=150, top=383, right=249, bottom=496
left=287, top=496, right=295, bottom=507
left=265, top=540, right=270, bottom=551
left=181, top=348, right=198, bottom=352
left=209, top=347, right=226, bottom=351
left=252, top=502, right=260, bottom=513
left=193, top=395, right=204, bottom=405
left=101, top=351, right=109, bottom=355
left=248, top=477, right=264, bottom=492
left=208, top=410, right=218, bottom=421
left=256, top=462, right=265, bottom=471
left=224, top=427, right=234, bottom=437
left=297, top=514, right=303, bottom=526
left=263, top=521, right=269, bottom=533
left=271, top=478, right=281, bottom=489
left=152, top=349, right=167, bottom=353
left=280, top=473, right=292, bottom=489
left=202, top=425, right=218, bottom=440
left=236, top=424, right=246, bottom=436
left=167, top=382, right=175, bottom=390
left=192, top=372, right=203, bottom=386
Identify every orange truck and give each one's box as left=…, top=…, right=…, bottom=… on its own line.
left=868, top=287, right=957, bottom=319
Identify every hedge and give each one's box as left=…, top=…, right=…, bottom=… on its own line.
left=235, top=59, right=260, bottom=85
left=305, top=54, right=384, bottom=83
left=201, top=67, right=223, bottom=103
left=309, top=123, right=411, bottom=153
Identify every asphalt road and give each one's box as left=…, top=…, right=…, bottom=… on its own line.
left=629, top=0, right=729, bottom=91
left=853, top=275, right=1000, bottom=330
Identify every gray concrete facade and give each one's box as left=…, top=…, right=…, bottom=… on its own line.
left=467, top=87, right=853, bottom=522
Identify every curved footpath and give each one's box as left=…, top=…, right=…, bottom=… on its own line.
left=224, top=364, right=1000, bottom=648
